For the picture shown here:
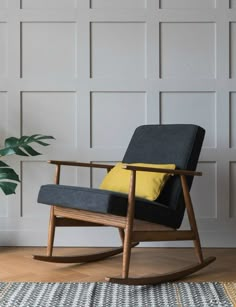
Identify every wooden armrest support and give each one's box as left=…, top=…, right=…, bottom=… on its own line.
left=123, top=165, right=202, bottom=176
left=48, top=160, right=115, bottom=170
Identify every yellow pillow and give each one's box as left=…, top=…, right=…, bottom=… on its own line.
left=99, top=162, right=176, bottom=201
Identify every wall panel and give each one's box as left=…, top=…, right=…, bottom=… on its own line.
left=230, top=0, right=236, bottom=9
left=0, top=23, right=7, bottom=77
left=91, top=22, right=146, bottom=79
left=21, top=22, right=77, bottom=78
left=230, top=92, right=236, bottom=147
left=160, top=22, right=216, bottom=79
left=160, top=92, right=216, bottom=148
left=0, top=92, right=7, bottom=143
left=90, top=92, right=146, bottom=148
left=230, top=162, right=236, bottom=218
left=0, top=0, right=235, bottom=247
left=21, top=92, right=77, bottom=146
left=230, top=23, right=236, bottom=78
left=0, top=0, right=7, bottom=9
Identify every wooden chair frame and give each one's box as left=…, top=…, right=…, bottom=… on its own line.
left=34, top=160, right=216, bottom=285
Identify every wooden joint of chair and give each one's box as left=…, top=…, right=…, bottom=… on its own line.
left=123, top=165, right=202, bottom=177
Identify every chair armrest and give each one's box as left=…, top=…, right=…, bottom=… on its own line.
left=48, top=160, right=115, bottom=170
left=123, top=165, right=202, bottom=176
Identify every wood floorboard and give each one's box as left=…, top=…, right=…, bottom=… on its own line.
left=0, top=247, right=235, bottom=282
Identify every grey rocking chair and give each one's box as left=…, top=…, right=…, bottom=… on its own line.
left=34, top=124, right=216, bottom=285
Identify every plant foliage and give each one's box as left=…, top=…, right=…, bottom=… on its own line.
left=0, top=135, right=54, bottom=195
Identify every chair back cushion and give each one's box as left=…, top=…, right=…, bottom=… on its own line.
left=122, top=124, right=205, bottom=218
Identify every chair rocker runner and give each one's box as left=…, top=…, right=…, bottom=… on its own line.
left=34, top=124, right=216, bottom=285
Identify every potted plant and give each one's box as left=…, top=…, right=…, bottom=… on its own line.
left=0, top=135, right=54, bottom=195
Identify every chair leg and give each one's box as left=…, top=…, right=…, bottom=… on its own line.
left=122, top=229, right=132, bottom=279
left=46, top=207, right=56, bottom=257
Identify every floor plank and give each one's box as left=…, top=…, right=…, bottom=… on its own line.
left=0, top=247, right=235, bottom=282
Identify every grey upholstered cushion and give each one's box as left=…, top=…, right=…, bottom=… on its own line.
left=37, top=124, right=205, bottom=229
left=38, top=184, right=179, bottom=228
left=123, top=124, right=205, bottom=220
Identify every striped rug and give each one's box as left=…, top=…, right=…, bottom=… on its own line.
left=0, top=281, right=235, bottom=307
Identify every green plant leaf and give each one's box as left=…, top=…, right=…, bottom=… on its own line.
left=0, top=168, right=20, bottom=182
left=0, top=134, right=54, bottom=157
left=28, top=135, right=54, bottom=143
left=0, top=133, right=54, bottom=195
left=0, top=166, right=20, bottom=195
left=0, top=161, right=9, bottom=167
left=0, top=147, right=16, bottom=156
left=33, top=140, right=51, bottom=146
left=35, top=135, right=54, bottom=140
left=4, top=137, right=19, bottom=148
left=12, top=148, right=29, bottom=156
left=21, top=145, right=41, bottom=156
left=0, top=182, right=18, bottom=195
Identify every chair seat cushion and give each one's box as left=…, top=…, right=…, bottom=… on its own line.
left=38, top=184, right=181, bottom=228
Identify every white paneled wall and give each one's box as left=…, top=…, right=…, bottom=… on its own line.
left=21, top=0, right=76, bottom=9
left=0, top=0, right=235, bottom=247
left=159, top=0, right=216, bottom=9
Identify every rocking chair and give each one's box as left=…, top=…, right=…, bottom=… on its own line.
left=34, top=124, right=216, bottom=285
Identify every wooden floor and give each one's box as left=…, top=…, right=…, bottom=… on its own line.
left=0, top=247, right=235, bottom=282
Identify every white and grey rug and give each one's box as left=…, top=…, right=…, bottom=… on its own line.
left=0, top=281, right=235, bottom=307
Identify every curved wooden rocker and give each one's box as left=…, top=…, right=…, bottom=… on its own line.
left=106, top=256, right=216, bottom=285
left=34, top=125, right=216, bottom=285
left=33, top=242, right=139, bottom=264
